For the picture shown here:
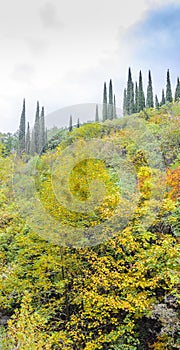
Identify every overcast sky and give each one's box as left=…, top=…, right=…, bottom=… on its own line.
left=0, top=0, right=180, bottom=132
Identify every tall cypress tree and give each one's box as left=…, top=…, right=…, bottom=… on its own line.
left=138, top=70, right=145, bottom=112
left=123, top=88, right=127, bottom=116
left=175, top=77, right=180, bottom=101
left=40, top=106, right=46, bottom=151
left=77, top=118, right=80, bottom=128
left=69, top=115, right=73, bottom=132
left=135, top=82, right=139, bottom=113
left=146, top=70, right=154, bottom=108
left=45, top=128, right=48, bottom=145
left=126, top=67, right=134, bottom=115
left=160, top=89, right=165, bottom=106
left=131, top=81, right=135, bottom=114
left=18, top=98, right=26, bottom=154
left=108, top=79, right=113, bottom=120
left=126, top=67, right=132, bottom=114
left=34, top=101, right=40, bottom=153
left=166, top=69, right=172, bottom=102
left=95, top=104, right=99, bottom=122
left=30, top=128, right=36, bottom=154
left=25, top=122, right=30, bottom=154
left=102, top=82, right=108, bottom=121
left=155, top=95, right=160, bottom=109
left=113, top=94, right=117, bottom=119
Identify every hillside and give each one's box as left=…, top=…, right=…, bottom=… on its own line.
left=45, top=103, right=122, bottom=130
left=0, top=102, right=179, bottom=349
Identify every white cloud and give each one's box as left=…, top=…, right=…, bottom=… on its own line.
left=25, top=37, right=51, bottom=55
left=39, top=2, right=63, bottom=30
left=11, top=64, right=36, bottom=84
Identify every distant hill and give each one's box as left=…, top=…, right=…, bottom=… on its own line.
left=46, top=103, right=123, bottom=129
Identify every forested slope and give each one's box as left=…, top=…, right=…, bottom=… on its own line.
left=0, top=103, right=179, bottom=349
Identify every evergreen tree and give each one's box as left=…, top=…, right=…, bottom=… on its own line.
left=108, top=79, right=113, bottom=120
left=113, top=95, right=117, bottom=119
left=25, top=122, right=30, bottom=154
left=174, top=77, right=180, bottom=101
left=123, top=88, right=127, bottom=116
left=30, top=128, right=36, bottom=154
left=160, top=89, right=165, bottom=106
left=130, top=81, right=135, bottom=114
left=146, top=70, right=154, bottom=108
left=138, top=70, right=145, bottom=112
left=77, top=118, right=80, bottom=128
left=40, top=107, right=46, bottom=151
left=45, top=128, right=48, bottom=145
left=135, top=82, right=139, bottom=113
left=166, top=69, right=172, bottom=102
left=95, top=104, right=99, bottom=122
left=18, top=98, right=26, bottom=154
left=126, top=67, right=134, bottom=115
left=102, top=82, right=108, bottom=121
left=155, top=95, right=160, bottom=109
left=69, top=115, right=73, bottom=132
left=34, top=101, right=40, bottom=153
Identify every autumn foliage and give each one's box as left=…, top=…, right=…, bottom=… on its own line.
left=0, top=103, right=180, bottom=349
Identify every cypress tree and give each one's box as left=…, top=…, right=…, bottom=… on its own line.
left=113, top=94, right=117, bottom=119
left=166, top=69, right=172, bottom=102
left=160, top=89, right=165, bottom=106
left=155, top=95, right=160, bottom=109
left=34, top=101, right=40, bottom=153
left=95, top=104, right=99, bottom=122
left=40, top=107, right=46, bottom=151
left=138, top=70, right=145, bottom=112
left=146, top=70, right=154, bottom=108
left=77, top=118, right=80, bottom=128
left=25, top=122, right=30, bottom=154
left=69, top=115, right=73, bottom=132
left=175, top=77, right=180, bottom=101
left=126, top=67, right=134, bottom=115
left=108, top=79, right=113, bottom=120
left=126, top=67, right=132, bottom=114
left=30, top=128, right=36, bottom=154
left=45, top=128, right=48, bottom=145
left=102, top=82, right=108, bottom=121
left=130, top=81, right=135, bottom=114
left=18, top=98, right=26, bottom=154
left=135, top=82, right=139, bottom=113
left=123, top=88, right=127, bottom=116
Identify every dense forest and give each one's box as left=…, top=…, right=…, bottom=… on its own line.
left=0, top=69, right=179, bottom=349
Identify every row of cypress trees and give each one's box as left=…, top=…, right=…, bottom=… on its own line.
left=123, top=68, right=180, bottom=115
left=123, top=68, right=152, bottom=115
left=102, top=80, right=117, bottom=121
left=68, top=115, right=80, bottom=132
left=18, top=99, right=47, bottom=155
left=18, top=69, right=180, bottom=151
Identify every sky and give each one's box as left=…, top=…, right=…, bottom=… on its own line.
left=0, top=0, right=180, bottom=132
